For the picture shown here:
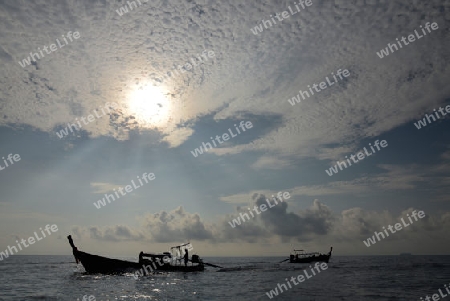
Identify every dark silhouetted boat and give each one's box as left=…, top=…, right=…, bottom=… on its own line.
left=67, top=235, right=205, bottom=274
left=280, top=247, right=332, bottom=264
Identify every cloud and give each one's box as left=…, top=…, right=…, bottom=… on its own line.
left=289, top=159, right=450, bottom=198
left=333, top=206, right=450, bottom=247
left=0, top=0, right=447, bottom=165
left=162, top=127, right=194, bottom=148
left=72, top=225, right=145, bottom=242
left=251, top=156, right=292, bottom=170
left=248, top=195, right=334, bottom=241
left=218, top=163, right=429, bottom=205
left=72, top=199, right=450, bottom=250
left=138, top=206, right=214, bottom=242
left=90, top=182, right=124, bottom=194
left=219, top=190, right=288, bottom=205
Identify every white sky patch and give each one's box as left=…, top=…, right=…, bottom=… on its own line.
left=220, top=190, right=293, bottom=205
left=162, top=126, right=195, bottom=148
left=251, top=156, right=292, bottom=170
left=90, top=182, right=124, bottom=194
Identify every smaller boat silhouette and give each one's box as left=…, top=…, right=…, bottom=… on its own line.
left=279, top=247, right=332, bottom=264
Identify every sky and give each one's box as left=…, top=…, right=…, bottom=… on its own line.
left=0, top=0, right=449, bottom=258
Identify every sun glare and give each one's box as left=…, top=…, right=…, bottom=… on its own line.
left=128, top=85, right=171, bottom=127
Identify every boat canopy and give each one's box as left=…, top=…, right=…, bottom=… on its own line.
left=170, top=242, right=191, bottom=249
left=170, top=242, right=192, bottom=255
left=291, top=249, right=321, bottom=256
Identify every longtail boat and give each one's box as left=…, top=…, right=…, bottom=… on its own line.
left=67, top=235, right=204, bottom=274
left=289, top=247, right=333, bottom=263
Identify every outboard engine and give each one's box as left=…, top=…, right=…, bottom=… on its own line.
left=290, top=254, right=294, bottom=262
left=191, top=254, right=201, bottom=263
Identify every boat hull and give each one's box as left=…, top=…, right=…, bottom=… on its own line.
left=289, top=254, right=331, bottom=264
left=75, top=251, right=142, bottom=274
left=74, top=250, right=204, bottom=274
left=149, top=264, right=205, bottom=272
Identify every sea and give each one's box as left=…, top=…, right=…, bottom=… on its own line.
left=0, top=255, right=449, bottom=301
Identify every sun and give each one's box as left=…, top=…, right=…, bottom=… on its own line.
left=128, top=85, right=171, bottom=127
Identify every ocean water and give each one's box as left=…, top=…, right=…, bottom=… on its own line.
left=0, top=255, right=449, bottom=300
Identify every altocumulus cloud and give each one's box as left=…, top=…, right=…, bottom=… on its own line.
left=1, top=1, right=448, bottom=158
